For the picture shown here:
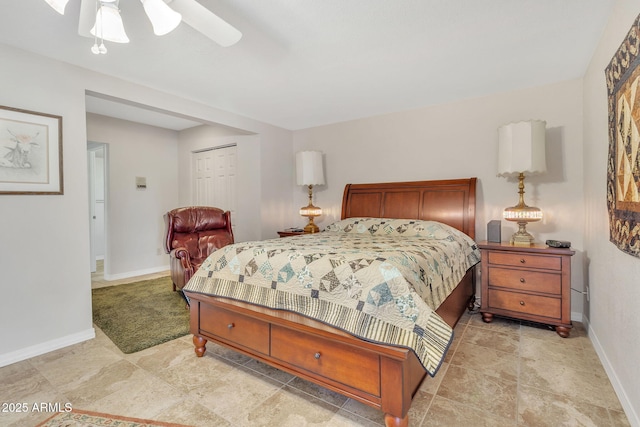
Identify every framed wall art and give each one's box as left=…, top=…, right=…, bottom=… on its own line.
left=0, top=105, right=63, bottom=195
left=605, top=13, right=640, bottom=258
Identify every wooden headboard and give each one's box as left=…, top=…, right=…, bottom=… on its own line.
left=341, top=178, right=477, bottom=239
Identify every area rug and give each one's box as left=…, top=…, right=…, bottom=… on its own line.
left=92, top=276, right=190, bottom=354
left=37, top=409, right=193, bottom=427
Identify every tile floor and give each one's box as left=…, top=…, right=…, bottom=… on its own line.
left=0, top=267, right=631, bottom=426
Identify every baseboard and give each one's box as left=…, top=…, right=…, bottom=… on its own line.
left=571, top=311, right=583, bottom=323
left=588, top=322, right=640, bottom=427
left=0, top=328, right=95, bottom=368
left=104, top=265, right=169, bottom=281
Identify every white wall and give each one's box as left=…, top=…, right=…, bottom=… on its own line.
left=0, top=46, right=95, bottom=363
left=177, top=126, right=263, bottom=242
left=0, top=43, right=293, bottom=366
left=293, top=79, right=586, bottom=318
left=583, top=0, right=640, bottom=424
left=86, top=113, right=179, bottom=279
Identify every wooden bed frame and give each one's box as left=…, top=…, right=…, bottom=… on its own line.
left=184, top=178, right=477, bottom=427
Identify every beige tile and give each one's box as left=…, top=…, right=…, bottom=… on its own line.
left=520, top=334, right=605, bottom=377
left=83, top=368, right=185, bottom=419
left=460, top=324, right=520, bottom=354
left=240, top=385, right=340, bottom=426
left=443, top=320, right=467, bottom=363
left=28, top=341, right=123, bottom=393
left=468, top=311, right=521, bottom=333
left=340, top=398, right=386, bottom=425
left=150, top=350, right=239, bottom=394
left=243, top=359, right=296, bottom=384
left=0, top=362, right=68, bottom=427
left=406, top=389, right=435, bottom=427
left=287, top=376, right=349, bottom=407
left=520, top=321, right=585, bottom=348
left=62, top=359, right=139, bottom=405
left=436, top=365, right=518, bottom=420
left=450, top=340, right=518, bottom=382
left=188, top=364, right=283, bottom=424
left=519, top=384, right=613, bottom=427
left=155, top=399, right=232, bottom=426
left=329, top=410, right=383, bottom=426
left=609, top=409, right=632, bottom=427
left=422, top=395, right=514, bottom=427
left=418, top=362, right=448, bottom=395
left=520, top=356, right=623, bottom=411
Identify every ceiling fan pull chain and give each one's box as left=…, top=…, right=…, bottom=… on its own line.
left=90, top=0, right=108, bottom=54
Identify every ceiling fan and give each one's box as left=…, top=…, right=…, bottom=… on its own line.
left=43, top=0, right=242, bottom=54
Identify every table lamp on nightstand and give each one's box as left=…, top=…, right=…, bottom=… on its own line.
left=296, top=150, right=325, bottom=233
left=497, top=120, right=547, bottom=246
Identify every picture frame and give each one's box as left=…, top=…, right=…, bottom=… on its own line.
left=0, top=105, right=63, bottom=195
left=605, top=13, right=640, bottom=258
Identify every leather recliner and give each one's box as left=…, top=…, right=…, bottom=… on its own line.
left=164, top=206, right=234, bottom=291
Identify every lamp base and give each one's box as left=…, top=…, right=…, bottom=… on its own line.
left=509, top=222, right=535, bottom=246
left=303, top=222, right=319, bottom=233
left=510, top=232, right=535, bottom=246
left=302, top=215, right=320, bottom=233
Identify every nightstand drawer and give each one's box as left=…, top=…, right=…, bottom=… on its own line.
left=488, top=252, right=561, bottom=270
left=488, top=289, right=561, bottom=319
left=488, top=267, right=561, bottom=295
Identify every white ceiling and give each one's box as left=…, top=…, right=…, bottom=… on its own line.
left=0, top=0, right=615, bottom=131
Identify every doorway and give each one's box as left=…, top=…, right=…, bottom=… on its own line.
left=87, top=142, right=106, bottom=277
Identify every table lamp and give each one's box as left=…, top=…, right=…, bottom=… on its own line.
left=296, top=151, right=325, bottom=233
left=498, top=120, right=547, bottom=245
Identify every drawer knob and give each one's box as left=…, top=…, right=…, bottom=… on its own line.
left=227, top=323, right=235, bottom=330
left=520, top=278, right=525, bottom=283
left=520, top=301, right=525, bottom=306
left=520, top=259, right=526, bottom=264
left=314, top=352, right=321, bottom=360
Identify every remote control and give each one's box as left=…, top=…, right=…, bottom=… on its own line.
left=546, top=239, right=571, bottom=248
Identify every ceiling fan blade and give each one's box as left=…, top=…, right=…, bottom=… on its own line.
left=168, top=0, right=242, bottom=47
left=78, top=0, right=96, bottom=38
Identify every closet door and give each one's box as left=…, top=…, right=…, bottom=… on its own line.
left=192, top=145, right=237, bottom=234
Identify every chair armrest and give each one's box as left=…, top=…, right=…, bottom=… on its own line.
left=170, top=247, right=193, bottom=270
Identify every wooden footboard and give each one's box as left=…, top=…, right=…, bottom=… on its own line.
left=185, top=269, right=474, bottom=427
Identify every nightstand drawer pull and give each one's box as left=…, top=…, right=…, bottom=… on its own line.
left=227, top=323, right=235, bottom=330
left=520, top=258, right=525, bottom=264
left=520, top=301, right=525, bottom=306
left=314, top=352, right=321, bottom=360
left=520, top=278, right=525, bottom=283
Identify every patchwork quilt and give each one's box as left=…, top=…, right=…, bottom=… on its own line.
left=184, top=218, right=481, bottom=376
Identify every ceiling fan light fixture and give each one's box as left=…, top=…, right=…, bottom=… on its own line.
left=44, top=0, right=70, bottom=15
left=90, top=1, right=130, bottom=44
left=141, top=0, right=182, bottom=36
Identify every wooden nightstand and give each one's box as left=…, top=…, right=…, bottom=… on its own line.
left=277, top=230, right=307, bottom=237
left=478, top=241, right=575, bottom=337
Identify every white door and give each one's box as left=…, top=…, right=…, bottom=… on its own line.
left=192, top=145, right=238, bottom=233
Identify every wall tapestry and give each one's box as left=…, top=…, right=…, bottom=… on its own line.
left=606, top=13, right=640, bottom=258
left=0, top=105, right=63, bottom=195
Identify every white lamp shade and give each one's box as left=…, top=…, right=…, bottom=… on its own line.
left=296, top=151, right=325, bottom=186
left=91, top=2, right=130, bottom=44
left=44, top=0, right=70, bottom=15
left=498, top=120, right=547, bottom=175
left=141, top=0, right=182, bottom=36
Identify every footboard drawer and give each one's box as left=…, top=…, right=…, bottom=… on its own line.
left=199, top=304, right=270, bottom=355
left=271, top=325, right=381, bottom=396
